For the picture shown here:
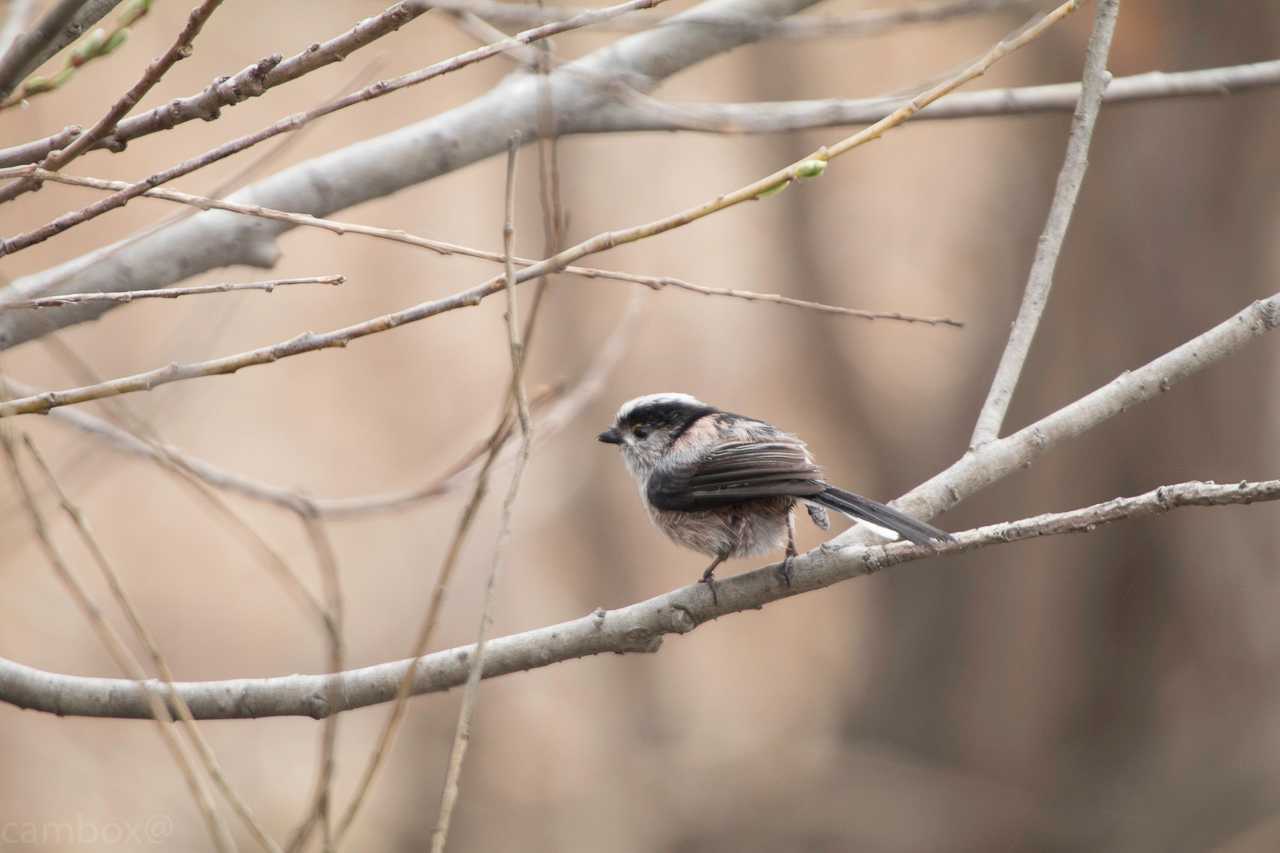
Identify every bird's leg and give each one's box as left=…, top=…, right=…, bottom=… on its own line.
left=699, top=552, right=727, bottom=606
left=779, top=511, right=798, bottom=588
left=700, top=515, right=746, bottom=606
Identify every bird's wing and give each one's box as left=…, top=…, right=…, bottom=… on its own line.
left=646, top=440, right=824, bottom=511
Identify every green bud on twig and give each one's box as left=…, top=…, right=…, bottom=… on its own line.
left=103, top=29, right=130, bottom=54
left=121, top=0, right=153, bottom=26
left=72, top=29, right=107, bottom=64
left=795, top=160, right=827, bottom=180
left=755, top=179, right=792, bottom=199
left=22, top=76, right=55, bottom=95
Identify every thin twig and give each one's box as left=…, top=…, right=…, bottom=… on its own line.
left=431, top=137, right=534, bottom=853
left=0, top=275, right=343, bottom=310
left=20, top=435, right=284, bottom=853
left=331, top=144, right=534, bottom=848
left=0, top=168, right=950, bottom=326
left=0, top=375, right=564, bottom=516
left=0, top=428, right=237, bottom=852
left=0, top=343, right=331, bottom=626
left=0, top=0, right=226, bottom=204
left=10, top=58, right=384, bottom=317
left=299, top=515, right=345, bottom=853
left=969, top=0, right=1119, bottom=447
left=328, top=429, right=507, bottom=846
left=526, top=0, right=564, bottom=351
left=56, top=0, right=430, bottom=156
left=0, top=0, right=667, bottom=259
left=5, top=475, right=1278, bottom=721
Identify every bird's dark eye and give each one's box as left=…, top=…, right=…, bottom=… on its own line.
left=633, top=426, right=650, bottom=439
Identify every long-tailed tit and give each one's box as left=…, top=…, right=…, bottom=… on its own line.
left=598, top=393, right=953, bottom=600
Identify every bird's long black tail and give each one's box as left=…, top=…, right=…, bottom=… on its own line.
left=812, top=485, right=953, bottom=545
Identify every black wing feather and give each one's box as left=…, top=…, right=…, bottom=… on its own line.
left=647, top=441, right=823, bottom=511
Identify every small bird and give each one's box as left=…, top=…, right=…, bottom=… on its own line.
left=598, top=393, right=953, bottom=600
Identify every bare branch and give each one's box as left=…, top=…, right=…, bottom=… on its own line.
left=431, top=137, right=534, bottom=853
left=0, top=0, right=828, bottom=348
left=0, top=0, right=437, bottom=164
left=20, top=434, right=283, bottom=853
left=331, top=295, right=642, bottom=843
left=3, top=475, right=1276, bottom=721
left=0, top=310, right=631, bottom=520
left=969, top=0, right=1119, bottom=446
left=0, top=275, right=342, bottom=310
left=581, top=59, right=1280, bottom=133
left=0, top=429, right=236, bottom=850
left=0, top=125, right=81, bottom=169
left=830, top=295, right=1280, bottom=546
left=0, top=376, right=566, bottom=516
left=0, top=0, right=665, bottom=261
left=299, top=516, right=345, bottom=853
left=2, top=168, right=957, bottom=326
left=0, top=0, right=226, bottom=203
left=0, top=0, right=1035, bottom=164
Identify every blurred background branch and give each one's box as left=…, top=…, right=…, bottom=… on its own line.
left=0, top=0, right=126, bottom=103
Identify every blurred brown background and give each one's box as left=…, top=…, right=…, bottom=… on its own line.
left=2, top=0, right=1279, bottom=850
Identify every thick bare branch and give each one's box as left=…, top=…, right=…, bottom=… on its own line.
left=2, top=476, right=1276, bottom=721
left=579, top=59, right=1280, bottom=133
left=969, top=0, right=1119, bottom=446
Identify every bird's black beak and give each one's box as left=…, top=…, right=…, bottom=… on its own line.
left=597, top=427, right=622, bottom=445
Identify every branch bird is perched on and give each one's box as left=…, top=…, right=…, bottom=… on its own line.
left=598, top=393, right=953, bottom=601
